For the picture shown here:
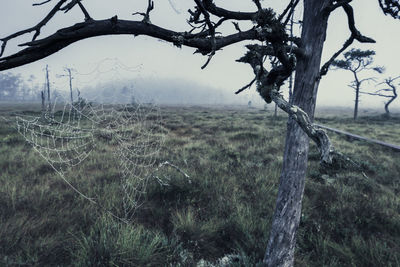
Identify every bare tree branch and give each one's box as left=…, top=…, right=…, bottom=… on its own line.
left=232, top=22, right=242, bottom=32
left=193, top=0, right=216, bottom=68
left=270, top=89, right=335, bottom=164
left=326, top=0, right=353, bottom=12
left=60, top=0, right=79, bottom=13
left=59, top=0, right=92, bottom=20
left=319, top=36, right=354, bottom=77
left=235, top=78, right=256, bottom=94
left=1, top=0, right=293, bottom=71
left=239, top=45, right=335, bottom=164
left=360, top=91, right=392, bottom=97
left=0, top=0, right=68, bottom=58
left=201, top=0, right=258, bottom=20
left=77, top=1, right=92, bottom=21
left=0, top=19, right=267, bottom=71
left=343, top=3, right=376, bottom=43
left=358, top=77, right=376, bottom=84
left=132, top=0, right=154, bottom=24
left=33, top=0, right=53, bottom=6
left=280, top=0, right=300, bottom=26
left=253, top=0, right=262, bottom=11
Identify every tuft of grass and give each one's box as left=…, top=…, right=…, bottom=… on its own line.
left=72, top=215, right=172, bottom=266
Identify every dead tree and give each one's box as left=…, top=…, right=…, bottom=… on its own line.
left=0, top=1, right=399, bottom=266
left=331, top=49, right=384, bottom=120
left=362, top=76, right=399, bottom=116
left=57, top=66, right=75, bottom=107
left=66, top=67, right=74, bottom=104
left=45, top=64, right=52, bottom=115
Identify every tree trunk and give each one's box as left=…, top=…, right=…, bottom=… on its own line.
left=68, top=69, right=74, bottom=104
left=264, top=1, right=330, bottom=266
left=354, top=86, right=359, bottom=120
left=384, top=101, right=389, bottom=115
left=45, top=65, right=51, bottom=114
left=384, top=95, right=396, bottom=115
left=41, top=90, right=46, bottom=121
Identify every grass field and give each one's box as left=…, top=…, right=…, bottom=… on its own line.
left=0, top=103, right=399, bottom=266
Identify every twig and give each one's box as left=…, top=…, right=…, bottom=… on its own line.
left=132, top=0, right=154, bottom=24
left=319, top=36, right=354, bottom=78
left=194, top=0, right=217, bottom=69
left=33, top=0, right=52, bottom=6
left=279, top=0, right=300, bottom=24
left=326, top=0, right=353, bottom=12
left=0, top=0, right=68, bottom=57
left=235, top=78, right=256, bottom=94
left=232, top=22, right=241, bottom=32
left=253, top=0, right=262, bottom=11
left=77, top=1, right=92, bottom=21
left=282, top=0, right=300, bottom=26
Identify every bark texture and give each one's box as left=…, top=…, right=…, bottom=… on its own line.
left=263, top=1, right=330, bottom=266
left=354, top=85, right=360, bottom=120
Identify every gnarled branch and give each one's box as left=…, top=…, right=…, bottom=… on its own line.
left=343, top=3, right=376, bottom=43
left=270, top=89, right=335, bottom=164
left=0, top=19, right=262, bottom=71
left=33, top=0, right=53, bottom=6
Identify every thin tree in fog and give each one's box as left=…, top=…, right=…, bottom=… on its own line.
left=363, top=76, right=399, bottom=116
left=331, top=49, right=384, bottom=120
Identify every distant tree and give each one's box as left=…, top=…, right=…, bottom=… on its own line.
left=57, top=67, right=75, bottom=104
left=44, top=65, right=53, bottom=114
left=41, top=90, right=46, bottom=120
left=0, top=1, right=399, bottom=266
left=332, top=49, right=384, bottom=120
left=362, top=76, right=399, bottom=116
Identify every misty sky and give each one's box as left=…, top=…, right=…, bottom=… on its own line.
left=1, top=0, right=399, bottom=109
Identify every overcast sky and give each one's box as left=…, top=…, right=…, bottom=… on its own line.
left=0, top=0, right=399, bottom=109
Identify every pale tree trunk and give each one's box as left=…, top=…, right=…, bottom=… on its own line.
left=45, top=64, right=52, bottom=115
left=68, top=68, right=73, bottom=104
left=352, top=72, right=361, bottom=120
left=264, top=1, right=331, bottom=266
left=384, top=101, right=390, bottom=115
left=354, top=86, right=359, bottom=119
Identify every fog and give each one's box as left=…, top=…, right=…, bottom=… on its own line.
left=59, top=77, right=264, bottom=107
left=1, top=1, right=399, bottom=110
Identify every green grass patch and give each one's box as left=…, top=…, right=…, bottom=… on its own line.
left=0, top=105, right=399, bottom=266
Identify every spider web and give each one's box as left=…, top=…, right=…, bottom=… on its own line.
left=16, top=98, right=166, bottom=219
